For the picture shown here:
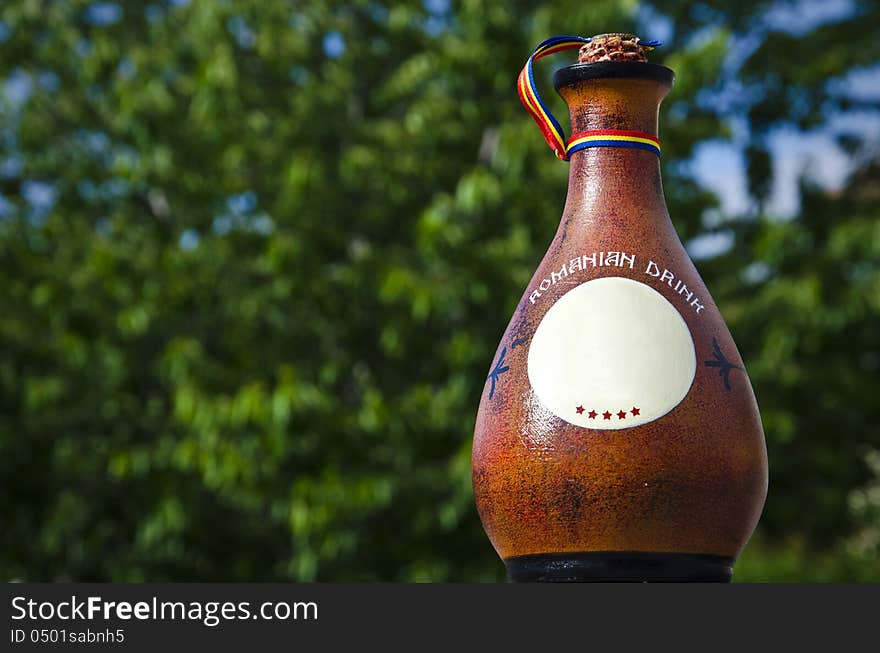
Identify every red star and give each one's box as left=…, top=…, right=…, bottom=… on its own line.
left=576, top=405, right=585, bottom=415
left=602, top=411, right=612, bottom=420
left=631, top=406, right=640, bottom=416
left=588, top=410, right=597, bottom=419
left=617, top=410, right=627, bottom=419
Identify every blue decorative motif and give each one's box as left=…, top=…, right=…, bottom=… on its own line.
left=487, top=346, right=510, bottom=400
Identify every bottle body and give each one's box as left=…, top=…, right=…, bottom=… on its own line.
left=472, top=69, right=768, bottom=582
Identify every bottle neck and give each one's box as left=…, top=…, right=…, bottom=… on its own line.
left=557, top=77, right=670, bottom=225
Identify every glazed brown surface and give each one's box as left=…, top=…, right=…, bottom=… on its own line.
left=472, top=74, right=768, bottom=561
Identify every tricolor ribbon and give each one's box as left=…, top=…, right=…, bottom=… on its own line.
left=517, top=35, right=662, bottom=161
left=567, top=129, right=661, bottom=158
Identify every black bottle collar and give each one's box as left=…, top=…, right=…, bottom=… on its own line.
left=554, top=62, right=675, bottom=91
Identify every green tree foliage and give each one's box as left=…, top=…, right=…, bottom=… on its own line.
left=0, top=0, right=877, bottom=580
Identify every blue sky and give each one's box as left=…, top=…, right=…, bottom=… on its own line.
left=690, top=114, right=877, bottom=220
left=664, top=0, right=880, bottom=257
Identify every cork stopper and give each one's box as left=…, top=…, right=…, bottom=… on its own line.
left=578, top=33, right=653, bottom=63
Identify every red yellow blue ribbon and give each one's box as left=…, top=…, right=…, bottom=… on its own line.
left=517, top=35, right=661, bottom=161
left=566, top=129, right=661, bottom=158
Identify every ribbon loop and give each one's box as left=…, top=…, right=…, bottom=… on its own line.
left=517, top=35, right=662, bottom=161
left=516, top=35, right=591, bottom=160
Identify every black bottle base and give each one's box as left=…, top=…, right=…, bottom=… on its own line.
left=504, top=552, right=734, bottom=583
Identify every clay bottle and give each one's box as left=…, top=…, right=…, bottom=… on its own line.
left=472, top=34, right=768, bottom=582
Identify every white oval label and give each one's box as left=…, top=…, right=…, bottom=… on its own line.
left=527, top=276, right=696, bottom=430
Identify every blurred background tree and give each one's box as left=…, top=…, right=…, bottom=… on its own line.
left=0, top=0, right=877, bottom=581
